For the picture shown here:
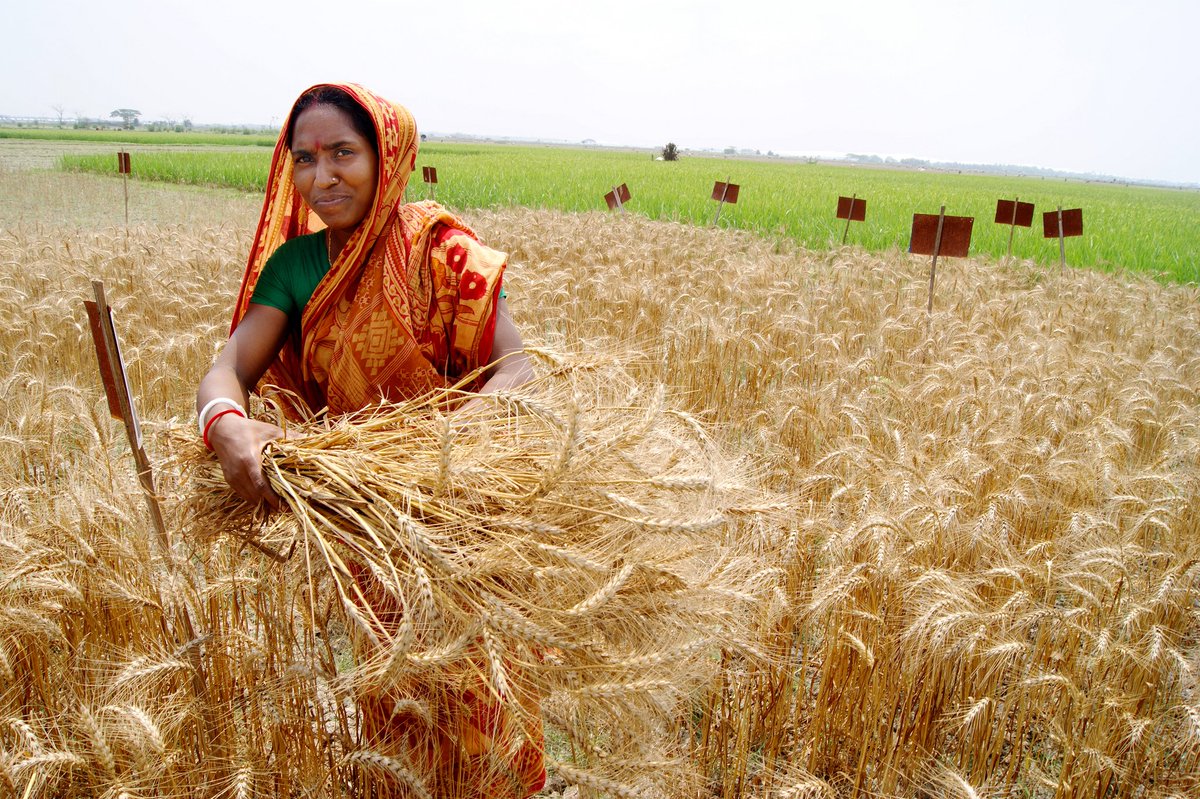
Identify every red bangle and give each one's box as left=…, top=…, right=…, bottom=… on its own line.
left=203, top=407, right=245, bottom=450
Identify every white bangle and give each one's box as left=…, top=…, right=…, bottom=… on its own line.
left=198, top=397, right=246, bottom=436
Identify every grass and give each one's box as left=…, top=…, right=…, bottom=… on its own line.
left=50, top=140, right=1200, bottom=281
left=62, top=150, right=274, bottom=193
left=0, top=126, right=276, bottom=147
left=1, top=171, right=1198, bottom=798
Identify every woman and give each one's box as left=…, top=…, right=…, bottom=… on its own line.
left=196, top=83, right=542, bottom=797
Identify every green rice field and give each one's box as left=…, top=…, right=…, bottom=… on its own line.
left=53, top=140, right=1200, bottom=281
left=0, top=128, right=276, bottom=147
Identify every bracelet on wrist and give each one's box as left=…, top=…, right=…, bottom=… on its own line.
left=197, top=396, right=247, bottom=436
left=203, top=407, right=246, bottom=450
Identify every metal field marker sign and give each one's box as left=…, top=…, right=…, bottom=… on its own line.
left=604, top=183, right=631, bottom=212
left=910, top=212, right=973, bottom=259
left=117, top=151, right=131, bottom=174
left=1043, top=207, right=1083, bottom=269
left=84, top=280, right=168, bottom=549
left=995, top=197, right=1035, bottom=257
left=836, top=194, right=867, bottom=244
left=86, top=306, right=129, bottom=428
left=422, top=166, right=438, bottom=200
left=1043, top=207, right=1083, bottom=238
left=836, top=195, right=866, bottom=221
left=711, top=177, right=740, bottom=225
left=909, top=207, right=974, bottom=315
left=711, top=180, right=740, bottom=203
left=996, top=198, right=1034, bottom=227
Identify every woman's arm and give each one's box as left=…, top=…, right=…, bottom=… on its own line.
left=196, top=304, right=290, bottom=506
left=477, top=296, right=533, bottom=394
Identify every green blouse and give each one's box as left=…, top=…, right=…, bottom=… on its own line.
left=250, top=231, right=330, bottom=319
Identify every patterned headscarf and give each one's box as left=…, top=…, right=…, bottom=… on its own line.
left=232, top=83, right=505, bottom=417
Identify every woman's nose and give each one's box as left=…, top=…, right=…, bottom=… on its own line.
left=315, top=159, right=338, bottom=187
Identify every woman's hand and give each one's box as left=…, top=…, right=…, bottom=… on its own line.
left=196, top=303, right=290, bottom=506
left=207, top=413, right=286, bottom=507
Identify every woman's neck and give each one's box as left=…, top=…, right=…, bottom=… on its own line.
left=326, top=229, right=349, bottom=263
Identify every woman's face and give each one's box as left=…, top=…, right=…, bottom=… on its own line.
left=290, top=104, right=379, bottom=238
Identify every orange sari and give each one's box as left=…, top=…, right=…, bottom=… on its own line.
left=231, top=83, right=545, bottom=798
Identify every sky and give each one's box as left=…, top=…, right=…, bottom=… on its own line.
left=4, top=0, right=1199, bottom=185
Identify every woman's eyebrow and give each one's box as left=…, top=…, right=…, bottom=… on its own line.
left=293, top=140, right=354, bottom=156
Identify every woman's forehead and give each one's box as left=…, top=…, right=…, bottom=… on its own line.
left=292, top=105, right=370, bottom=148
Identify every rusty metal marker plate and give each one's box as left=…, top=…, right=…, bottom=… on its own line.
left=422, top=166, right=438, bottom=184
left=117, top=152, right=131, bottom=174
left=84, top=300, right=123, bottom=420
left=837, top=195, right=867, bottom=221
left=1043, top=208, right=1083, bottom=238
left=909, top=213, right=974, bottom=258
left=995, top=199, right=1034, bottom=227
left=712, top=181, right=740, bottom=203
left=604, top=183, right=631, bottom=209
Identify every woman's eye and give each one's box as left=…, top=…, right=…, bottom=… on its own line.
left=294, top=154, right=313, bottom=165
left=336, top=148, right=353, bottom=158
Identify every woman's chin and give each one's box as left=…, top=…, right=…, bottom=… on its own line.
left=311, top=210, right=339, bottom=228
left=314, top=215, right=353, bottom=237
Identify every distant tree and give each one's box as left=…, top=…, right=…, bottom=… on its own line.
left=110, top=108, right=141, bottom=129
left=661, top=142, right=679, bottom=161
left=51, top=104, right=66, bottom=127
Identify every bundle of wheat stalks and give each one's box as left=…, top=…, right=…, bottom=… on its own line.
left=176, top=349, right=782, bottom=798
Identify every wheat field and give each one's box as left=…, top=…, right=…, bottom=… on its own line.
left=1, top=170, right=1197, bottom=798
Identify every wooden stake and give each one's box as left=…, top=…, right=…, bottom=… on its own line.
left=842, top=194, right=857, bottom=245
left=86, top=281, right=168, bottom=554
left=927, top=205, right=946, bottom=315
left=612, top=185, right=625, bottom=213
left=1007, top=196, right=1018, bottom=258
left=1057, top=205, right=1066, bottom=270
left=117, top=151, right=131, bottom=235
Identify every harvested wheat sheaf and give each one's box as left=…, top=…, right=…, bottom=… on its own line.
left=175, top=352, right=782, bottom=797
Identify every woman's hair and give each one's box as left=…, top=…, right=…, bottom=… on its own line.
left=286, top=86, right=379, bottom=155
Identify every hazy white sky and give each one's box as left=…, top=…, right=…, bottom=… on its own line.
left=5, top=0, right=1198, bottom=183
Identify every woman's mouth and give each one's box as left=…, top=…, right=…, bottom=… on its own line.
left=314, top=195, right=349, bottom=209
